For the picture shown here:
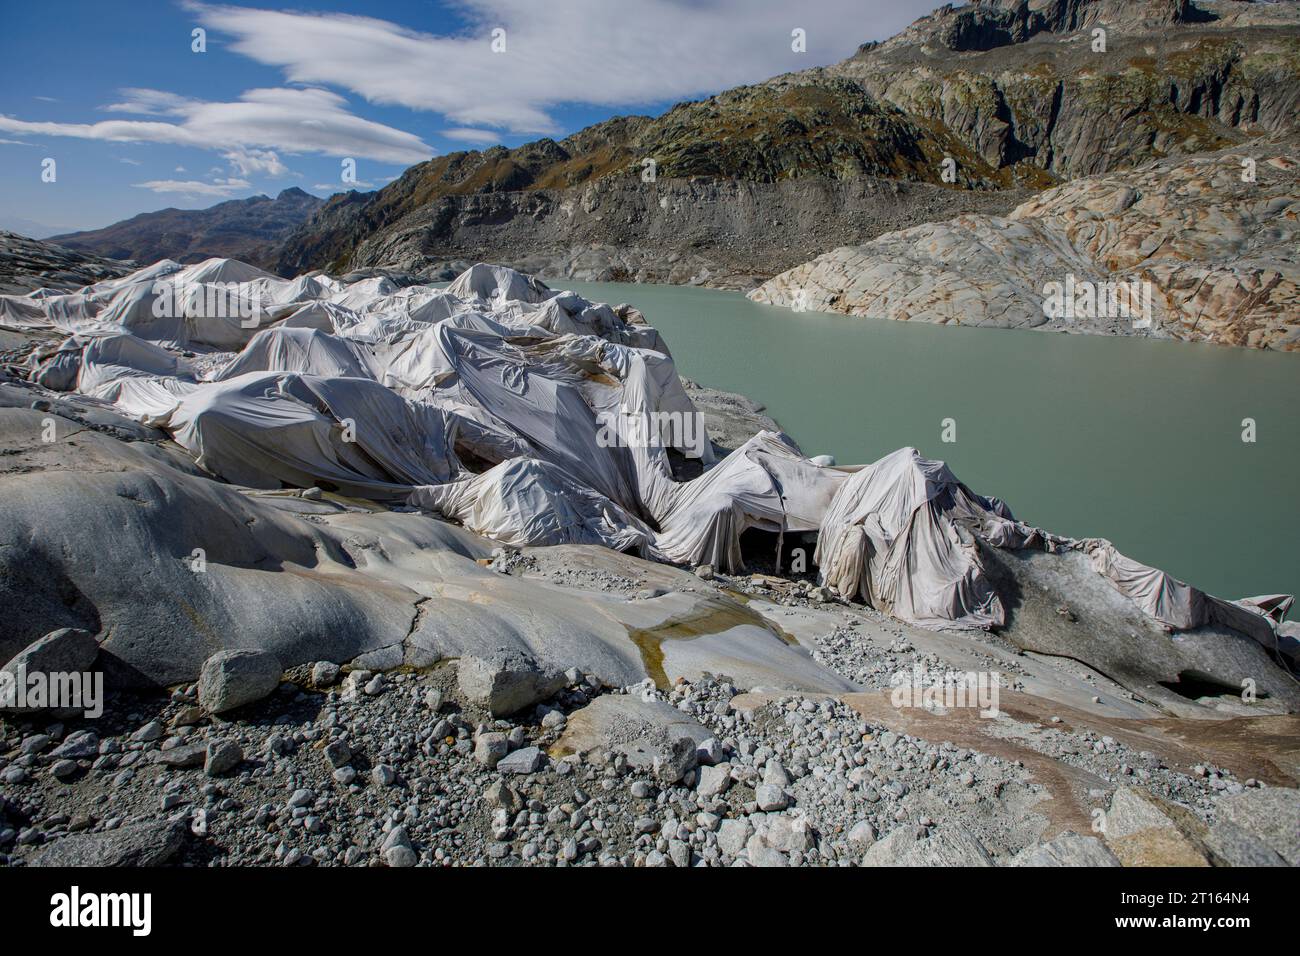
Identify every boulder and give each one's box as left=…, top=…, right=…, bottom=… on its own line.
left=32, top=819, right=187, bottom=867
left=204, top=739, right=243, bottom=777
left=717, top=817, right=753, bottom=858
left=473, top=732, right=509, bottom=768
left=155, top=742, right=207, bottom=769
left=757, top=813, right=815, bottom=854
left=497, top=745, right=544, bottom=775
left=457, top=650, right=565, bottom=717
left=49, top=729, right=98, bottom=759
left=484, top=780, right=522, bottom=813
left=1010, top=832, right=1121, bottom=866
left=654, top=735, right=699, bottom=785
left=745, top=833, right=788, bottom=867
left=2, top=627, right=99, bottom=675
left=1202, top=820, right=1288, bottom=867
left=1214, top=788, right=1300, bottom=866
left=846, top=820, right=877, bottom=848
left=1, top=628, right=99, bottom=713
left=696, top=763, right=732, bottom=800
left=1102, top=788, right=1210, bottom=867
left=755, top=783, right=789, bottom=812
left=198, top=649, right=282, bottom=714
left=554, top=694, right=711, bottom=784
left=312, top=661, right=341, bottom=686
left=862, top=824, right=993, bottom=867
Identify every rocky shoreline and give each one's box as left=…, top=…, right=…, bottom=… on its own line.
left=3, top=577, right=1295, bottom=868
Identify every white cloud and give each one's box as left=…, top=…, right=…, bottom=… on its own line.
left=0, top=138, right=34, bottom=146
left=133, top=177, right=252, bottom=198
left=119, top=157, right=143, bottom=166
left=0, top=87, right=433, bottom=164
left=443, top=128, right=504, bottom=145
left=103, top=89, right=197, bottom=116
left=223, top=147, right=288, bottom=176
left=188, top=0, right=932, bottom=135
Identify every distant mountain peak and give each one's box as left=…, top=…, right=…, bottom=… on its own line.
left=49, top=188, right=325, bottom=268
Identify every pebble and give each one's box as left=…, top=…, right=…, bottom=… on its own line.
left=312, top=661, right=341, bottom=686
left=204, top=740, right=243, bottom=777
left=323, top=740, right=352, bottom=768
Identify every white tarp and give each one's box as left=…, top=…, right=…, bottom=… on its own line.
left=160, top=372, right=458, bottom=499
left=410, top=457, right=653, bottom=554
left=216, top=326, right=380, bottom=382
left=12, top=257, right=1294, bottom=659
left=815, top=447, right=1005, bottom=629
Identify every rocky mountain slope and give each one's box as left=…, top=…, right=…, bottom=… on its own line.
left=276, top=87, right=1027, bottom=288
left=750, top=139, right=1300, bottom=349
left=272, top=0, right=1299, bottom=288
left=834, top=0, right=1300, bottom=180
left=0, top=231, right=130, bottom=297
left=50, top=187, right=322, bottom=269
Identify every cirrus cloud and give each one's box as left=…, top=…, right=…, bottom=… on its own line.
left=132, top=177, right=252, bottom=197
left=442, top=127, right=505, bottom=145
left=0, top=87, right=434, bottom=165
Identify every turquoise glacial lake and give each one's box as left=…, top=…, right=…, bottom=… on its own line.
left=559, top=280, right=1300, bottom=603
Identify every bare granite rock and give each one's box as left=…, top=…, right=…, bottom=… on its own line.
left=198, top=650, right=283, bottom=715
left=751, top=145, right=1300, bottom=350
left=457, top=650, right=567, bottom=718
left=31, top=818, right=187, bottom=867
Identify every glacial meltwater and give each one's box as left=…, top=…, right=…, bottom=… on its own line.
left=560, top=280, right=1300, bottom=602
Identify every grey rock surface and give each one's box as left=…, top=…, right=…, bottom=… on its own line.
left=0, top=231, right=131, bottom=296
left=1009, top=832, right=1121, bottom=867
left=752, top=145, right=1300, bottom=351
left=457, top=650, right=567, bottom=717
left=1215, top=787, right=1300, bottom=866
left=0, top=628, right=99, bottom=714
left=198, top=650, right=283, bottom=715
left=31, top=819, right=187, bottom=867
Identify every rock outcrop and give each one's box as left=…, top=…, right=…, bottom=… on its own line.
left=841, top=0, right=1300, bottom=180
left=750, top=144, right=1300, bottom=350
left=0, top=231, right=131, bottom=296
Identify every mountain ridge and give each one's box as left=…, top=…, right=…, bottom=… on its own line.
left=49, top=187, right=323, bottom=269
left=34, top=0, right=1300, bottom=290
left=273, top=0, right=1300, bottom=286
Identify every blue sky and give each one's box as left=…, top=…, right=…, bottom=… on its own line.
left=0, top=0, right=938, bottom=235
